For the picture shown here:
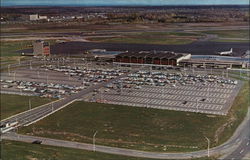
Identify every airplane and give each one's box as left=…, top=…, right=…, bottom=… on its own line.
left=218, top=48, right=233, bottom=56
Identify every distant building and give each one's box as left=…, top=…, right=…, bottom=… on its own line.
left=30, top=14, right=39, bottom=21
left=29, top=14, right=48, bottom=21
left=33, top=40, right=50, bottom=56
left=38, top=15, right=48, bottom=20
left=115, top=51, right=191, bottom=66
left=179, top=55, right=249, bottom=69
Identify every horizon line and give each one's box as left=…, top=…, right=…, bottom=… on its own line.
left=2, top=4, right=249, bottom=7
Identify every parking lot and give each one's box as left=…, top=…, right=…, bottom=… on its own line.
left=0, top=64, right=128, bottom=98
left=1, top=59, right=242, bottom=115
left=93, top=70, right=241, bottom=115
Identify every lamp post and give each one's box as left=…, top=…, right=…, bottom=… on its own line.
left=51, top=102, right=54, bottom=112
left=13, top=72, right=16, bottom=81
left=30, top=60, right=32, bottom=70
left=93, top=131, right=98, bottom=152
left=196, top=99, right=199, bottom=113
left=204, top=136, right=210, bottom=157
left=8, top=64, right=10, bottom=76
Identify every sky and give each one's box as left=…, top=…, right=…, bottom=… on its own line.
left=1, top=0, right=249, bottom=6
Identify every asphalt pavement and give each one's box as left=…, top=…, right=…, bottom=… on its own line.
left=0, top=72, right=129, bottom=128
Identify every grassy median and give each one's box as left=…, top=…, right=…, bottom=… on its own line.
left=200, top=29, right=249, bottom=42
left=88, top=32, right=202, bottom=45
left=201, top=30, right=249, bottom=39
left=0, top=94, right=55, bottom=120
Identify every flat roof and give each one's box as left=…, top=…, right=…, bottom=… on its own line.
left=116, top=51, right=189, bottom=59
left=180, top=59, right=245, bottom=65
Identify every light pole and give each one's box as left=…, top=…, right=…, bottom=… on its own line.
left=51, top=102, right=54, bottom=112
left=204, top=136, right=210, bottom=157
left=47, top=75, right=49, bottom=84
left=93, top=131, right=98, bottom=152
left=8, top=64, right=10, bottom=76
left=196, top=99, right=199, bottom=113
left=226, top=68, right=228, bottom=78
left=13, top=72, right=16, bottom=81
left=30, top=60, right=32, bottom=70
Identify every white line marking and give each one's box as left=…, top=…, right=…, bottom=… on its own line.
left=247, top=142, right=249, bottom=146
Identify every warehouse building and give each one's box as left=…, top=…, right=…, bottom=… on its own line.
left=33, top=40, right=50, bottom=56
left=115, top=51, right=191, bottom=66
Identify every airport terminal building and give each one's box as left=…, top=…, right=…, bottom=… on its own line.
left=115, top=51, right=191, bottom=66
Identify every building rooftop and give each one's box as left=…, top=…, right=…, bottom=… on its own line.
left=116, top=51, right=189, bottom=59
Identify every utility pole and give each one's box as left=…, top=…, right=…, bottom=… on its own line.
left=204, top=136, right=210, bottom=157
left=93, top=131, right=98, bottom=152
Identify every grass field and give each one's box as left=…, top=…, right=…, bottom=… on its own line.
left=1, top=140, right=217, bottom=160
left=0, top=40, right=57, bottom=57
left=88, top=32, right=202, bottom=45
left=0, top=41, right=34, bottom=57
left=0, top=94, right=55, bottom=120
left=200, top=29, right=249, bottom=42
left=201, top=30, right=249, bottom=39
left=212, top=39, right=249, bottom=43
left=20, top=81, right=249, bottom=152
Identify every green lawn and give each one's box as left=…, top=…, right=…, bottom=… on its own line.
left=0, top=94, right=55, bottom=120
left=0, top=41, right=33, bottom=57
left=212, top=39, right=249, bottom=43
left=20, top=81, right=249, bottom=152
left=0, top=40, right=56, bottom=57
left=1, top=140, right=217, bottom=160
left=88, top=32, right=202, bottom=45
left=201, top=30, right=249, bottom=39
